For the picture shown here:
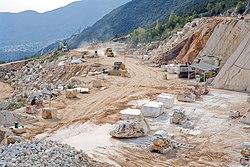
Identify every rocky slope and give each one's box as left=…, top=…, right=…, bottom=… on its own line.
left=175, top=18, right=221, bottom=63
left=132, top=17, right=221, bottom=64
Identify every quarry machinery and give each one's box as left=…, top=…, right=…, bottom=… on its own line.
left=105, top=48, right=114, bottom=57
left=58, top=41, right=69, bottom=52
left=108, top=61, right=129, bottom=77
left=149, top=130, right=173, bottom=154
left=240, top=142, right=250, bottom=166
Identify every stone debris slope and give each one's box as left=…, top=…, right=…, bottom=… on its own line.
left=0, top=140, right=110, bottom=167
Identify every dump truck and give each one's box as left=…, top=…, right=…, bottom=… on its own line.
left=149, top=130, right=173, bottom=154
left=105, top=48, right=114, bottom=57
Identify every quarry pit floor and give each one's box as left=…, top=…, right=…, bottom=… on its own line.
left=1, top=52, right=249, bottom=166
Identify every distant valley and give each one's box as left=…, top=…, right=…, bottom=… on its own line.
left=0, top=0, right=130, bottom=62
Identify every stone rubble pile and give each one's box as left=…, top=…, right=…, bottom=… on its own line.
left=0, top=140, right=108, bottom=167
left=0, top=52, right=98, bottom=103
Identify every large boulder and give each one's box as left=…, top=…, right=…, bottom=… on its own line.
left=177, top=92, right=195, bottom=102
left=109, top=120, right=148, bottom=138
left=110, top=108, right=149, bottom=138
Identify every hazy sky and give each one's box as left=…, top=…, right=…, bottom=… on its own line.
left=0, top=0, right=80, bottom=13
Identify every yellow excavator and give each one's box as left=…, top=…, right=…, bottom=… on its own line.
left=105, top=48, right=114, bottom=57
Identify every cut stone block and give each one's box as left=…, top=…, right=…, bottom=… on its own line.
left=120, top=108, right=143, bottom=120
left=157, top=93, right=174, bottom=109
left=241, top=110, right=250, bottom=125
left=75, top=87, right=89, bottom=94
left=161, top=65, right=168, bottom=72
left=177, top=92, right=195, bottom=102
left=65, top=89, right=77, bottom=98
left=42, top=107, right=57, bottom=119
left=229, top=111, right=240, bottom=118
left=141, top=101, right=164, bottom=118
left=92, top=80, right=102, bottom=88
left=109, top=119, right=148, bottom=138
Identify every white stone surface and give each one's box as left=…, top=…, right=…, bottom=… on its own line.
left=157, top=93, right=174, bottom=109
left=75, top=87, right=89, bottom=93
left=120, top=108, right=143, bottom=120
left=242, top=111, right=250, bottom=125
left=141, top=101, right=164, bottom=118
left=212, top=32, right=250, bottom=92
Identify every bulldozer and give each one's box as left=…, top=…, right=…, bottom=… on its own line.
left=105, top=48, right=114, bottom=57
left=240, top=142, right=250, bottom=166
left=149, top=130, right=173, bottom=154
left=108, top=61, right=129, bottom=77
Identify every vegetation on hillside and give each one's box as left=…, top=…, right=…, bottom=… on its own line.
left=130, top=0, right=249, bottom=46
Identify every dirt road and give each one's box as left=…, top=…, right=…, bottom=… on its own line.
left=33, top=53, right=249, bottom=167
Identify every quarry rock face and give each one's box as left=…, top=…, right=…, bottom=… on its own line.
left=212, top=31, right=250, bottom=92
left=176, top=19, right=221, bottom=64
left=198, top=19, right=250, bottom=68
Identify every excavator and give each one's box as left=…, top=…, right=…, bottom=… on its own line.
left=58, top=41, right=69, bottom=52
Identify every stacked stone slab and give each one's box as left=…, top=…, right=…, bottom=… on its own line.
left=157, top=93, right=174, bottom=109
left=110, top=108, right=149, bottom=138
left=141, top=101, right=164, bottom=118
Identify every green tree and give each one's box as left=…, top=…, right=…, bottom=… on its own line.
left=206, top=3, right=213, bottom=11
left=236, top=1, right=245, bottom=14
left=0, top=60, right=5, bottom=64
left=131, top=27, right=146, bottom=45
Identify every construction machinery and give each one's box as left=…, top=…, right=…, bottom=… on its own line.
left=149, top=130, right=173, bottom=154
left=170, top=106, right=187, bottom=125
left=240, top=142, right=250, bottom=166
left=176, top=64, right=194, bottom=79
left=58, top=41, right=69, bottom=52
left=108, top=61, right=129, bottom=77
left=105, top=48, right=114, bottom=57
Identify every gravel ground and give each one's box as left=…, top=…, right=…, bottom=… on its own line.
left=0, top=140, right=111, bottom=167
